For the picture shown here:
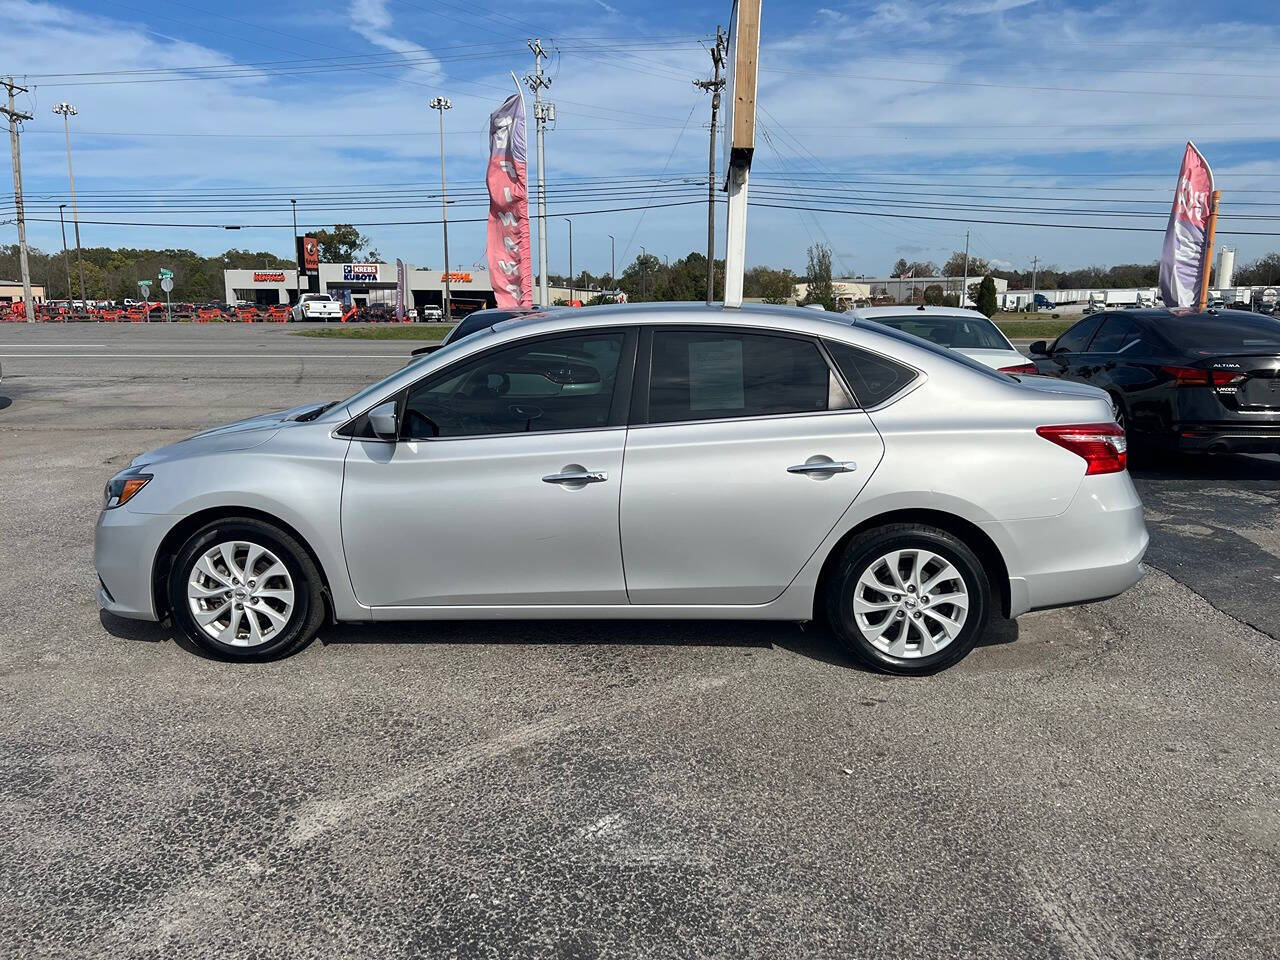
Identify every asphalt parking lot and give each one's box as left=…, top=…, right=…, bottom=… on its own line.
left=2, top=323, right=1278, bottom=959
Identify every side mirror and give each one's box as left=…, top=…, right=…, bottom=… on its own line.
left=1028, top=340, right=1048, bottom=356
left=368, top=400, right=399, bottom=441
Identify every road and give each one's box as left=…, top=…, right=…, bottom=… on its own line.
left=1, top=323, right=1278, bottom=959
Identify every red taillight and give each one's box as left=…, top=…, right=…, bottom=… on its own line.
left=999, top=362, right=1040, bottom=376
left=1036, top=422, right=1128, bottom=475
left=1161, top=365, right=1243, bottom=387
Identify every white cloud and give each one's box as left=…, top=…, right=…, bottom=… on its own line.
left=347, top=0, right=440, bottom=79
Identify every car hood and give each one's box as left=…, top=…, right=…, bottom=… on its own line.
left=954, top=347, right=1026, bottom=370
left=130, top=403, right=321, bottom=466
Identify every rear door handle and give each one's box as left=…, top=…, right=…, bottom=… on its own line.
left=542, top=470, right=609, bottom=485
left=787, top=459, right=857, bottom=475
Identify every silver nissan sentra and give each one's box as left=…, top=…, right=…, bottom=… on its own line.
left=95, top=303, right=1148, bottom=674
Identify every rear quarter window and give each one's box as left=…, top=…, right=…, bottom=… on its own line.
left=824, top=341, right=918, bottom=407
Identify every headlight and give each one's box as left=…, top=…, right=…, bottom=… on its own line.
left=103, top=467, right=152, bottom=509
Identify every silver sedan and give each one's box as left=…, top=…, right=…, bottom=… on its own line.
left=95, top=303, right=1147, bottom=674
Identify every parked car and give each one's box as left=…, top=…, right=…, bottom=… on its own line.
left=409, top=307, right=542, bottom=358
left=291, top=293, right=344, bottom=322
left=846, top=305, right=1037, bottom=374
left=1028, top=308, right=1280, bottom=454
left=95, top=303, right=1145, bottom=674
left=418, top=306, right=445, bottom=323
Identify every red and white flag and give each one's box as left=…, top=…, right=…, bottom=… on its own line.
left=486, top=92, right=532, bottom=309
left=1159, top=142, right=1214, bottom=308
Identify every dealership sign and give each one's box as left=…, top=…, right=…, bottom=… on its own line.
left=343, top=263, right=380, bottom=282
left=253, top=272, right=286, bottom=283
left=443, top=271, right=472, bottom=284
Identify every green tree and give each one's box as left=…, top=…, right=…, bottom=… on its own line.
left=743, top=265, right=797, bottom=302
left=802, top=243, right=836, bottom=311
left=310, top=224, right=376, bottom=262
left=892, top=257, right=909, bottom=278
left=942, top=250, right=990, bottom=277
left=973, top=276, right=998, bottom=317
left=923, top=283, right=945, bottom=305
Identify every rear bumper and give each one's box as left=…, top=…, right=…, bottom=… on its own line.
left=1173, top=424, right=1280, bottom=455
left=984, top=471, right=1149, bottom=617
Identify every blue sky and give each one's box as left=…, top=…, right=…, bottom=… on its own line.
left=2, top=0, right=1280, bottom=279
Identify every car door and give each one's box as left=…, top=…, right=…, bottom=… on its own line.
left=340, top=327, right=636, bottom=608
left=619, top=326, right=886, bottom=605
left=1043, top=313, right=1104, bottom=380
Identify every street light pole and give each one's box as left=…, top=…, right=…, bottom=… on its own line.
left=565, top=218, right=573, bottom=303
left=429, top=96, right=453, bottom=320
left=58, top=204, right=73, bottom=302
left=53, top=103, right=86, bottom=308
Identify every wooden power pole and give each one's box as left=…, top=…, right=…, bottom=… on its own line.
left=2, top=77, right=34, bottom=320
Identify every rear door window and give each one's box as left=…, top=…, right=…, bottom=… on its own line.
left=646, top=329, right=849, bottom=424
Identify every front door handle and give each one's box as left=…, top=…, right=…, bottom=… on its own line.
left=787, top=458, right=857, bottom=476
left=542, top=469, right=609, bottom=485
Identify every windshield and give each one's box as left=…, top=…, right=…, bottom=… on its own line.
left=866, top=314, right=1012, bottom=350
left=1162, top=313, right=1280, bottom=352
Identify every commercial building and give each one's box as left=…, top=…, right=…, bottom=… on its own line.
left=224, top=263, right=496, bottom=313
left=792, top=276, right=1007, bottom=309
left=0, top=280, right=46, bottom=305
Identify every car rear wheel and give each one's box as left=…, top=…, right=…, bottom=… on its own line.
left=825, top=524, right=991, bottom=675
left=168, top=518, right=324, bottom=661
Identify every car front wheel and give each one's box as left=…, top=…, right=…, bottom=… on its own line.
left=825, top=524, right=991, bottom=675
left=168, top=518, right=325, bottom=661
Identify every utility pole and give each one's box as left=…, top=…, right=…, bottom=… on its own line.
left=641, top=245, right=647, bottom=300
left=525, top=40, right=553, bottom=308
left=429, top=96, right=453, bottom=320
left=694, top=25, right=726, bottom=305
left=53, top=103, right=86, bottom=307
left=960, top=229, right=970, bottom=308
left=565, top=218, right=573, bottom=303
left=58, top=204, right=72, bottom=300
left=3, top=77, right=34, bottom=321
left=291, top=199, right=300, bottom=306
left=608, top=234, right=615, bottom=290
left=1030, top=256, right=1039, bottom=313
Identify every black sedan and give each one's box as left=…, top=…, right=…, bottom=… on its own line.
left=409, top=307, right=543, bottom=357
left=1029, top=308, right=1280, bottom=454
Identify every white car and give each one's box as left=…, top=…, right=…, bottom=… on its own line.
left=291, top=293, right=344, bottom=322
left=846, top=306, right=1037, bottom=375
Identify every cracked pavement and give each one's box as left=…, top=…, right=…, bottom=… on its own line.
left=1, top=324, right=1278, bottom=959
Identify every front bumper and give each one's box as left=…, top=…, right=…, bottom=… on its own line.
left=985, top=471, right=1150, bottom=617
left=94, top=506, right=175, bottom=621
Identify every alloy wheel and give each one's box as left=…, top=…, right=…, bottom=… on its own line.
left=187, top=540, right=295, bottom=647
left=852, top=549, right=970, bottom=658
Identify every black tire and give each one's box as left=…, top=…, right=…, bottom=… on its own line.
left=825, top=523, right=991, bottom=675
left=168, top=517, right=324, bottom=661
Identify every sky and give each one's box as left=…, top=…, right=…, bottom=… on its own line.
left=2, top=0, right=1280, bottom=280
